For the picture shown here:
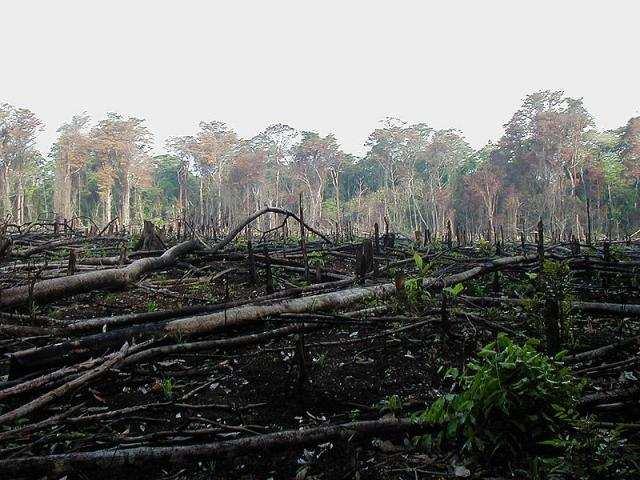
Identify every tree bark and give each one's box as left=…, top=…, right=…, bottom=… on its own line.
left=0, top=417, right=430, bottom=477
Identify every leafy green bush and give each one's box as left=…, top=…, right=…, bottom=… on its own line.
left=308, top=251, right=327, bottom=269
left=414, top=334, right=582, bottom=457
left=535, top=419, right=640, bottom=479
left=476, top=238, right=493, bottom=256
left=539, top=260, right=572, bottom=302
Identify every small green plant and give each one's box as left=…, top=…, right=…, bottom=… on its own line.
left=535, top=419, right=640, bottom=479
left=413, top=334, right=582, bottom=457
left=465, top=279, right=488, bottom=297
left=379, top=394, right=404, bottom=415
left=349, top=409, right=361, bottom=421
left=161, top=378, right=174, bottom=399
left=104, top=292, right=118, bottom=302
left=400, top=253, right=436, bottom=309
left=413, top=252, right=432, bottom=277
left=608, top=244, right=627, bottom=262
left=314, top=352, right=327, bottom=368
left=308, top=251, right=327, bottom=269
left=539, top=260, right=572, bottom=300
left=146, top=300, right=158, bottom=312
left=476, top=238, right=493, bottom=256
left=404, top=277, right=424, bottom=307
left=443, top=282, right=464, bottom=299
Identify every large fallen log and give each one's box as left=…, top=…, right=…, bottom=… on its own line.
left=65, top=277, right=355, bottom=334
left=0, top=207, right=327, bottom=309
left=462, top=295, right=640, bottom=317
left=0, top=240, right=203, bottom=308
left=0, top=342, right=130, bottom=426
left=0, top=417, right=431, bottom=477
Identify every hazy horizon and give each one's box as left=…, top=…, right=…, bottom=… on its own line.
left=2, top=0, right=639, bottom=156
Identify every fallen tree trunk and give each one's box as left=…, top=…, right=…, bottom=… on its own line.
left=580, top=382, right=640, bottom=408
left=0, top=239, right=203, bottom=308
left=65, top=277, right=355, bottom=334
left=2, top=325, right=318, bottom=403
left=0, top=207, right=326, bottom=309
left=122, top=323, right=320, bottom=366
left=462, top=295, right=640, bottom=317
left=565, top=335, right=640, bottom=364
left=0, top=417, right=430, bottom=477
left=163, top=254, right=535, bottom=336
left=0, top=354, right=117, bottom=401
left=0, top=342, right=130, bottom=426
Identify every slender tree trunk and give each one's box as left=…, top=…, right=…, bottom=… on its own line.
left=0, top=164, right=10, bottom=217
left=199, top=176, right=204, bottom=226
left=217, top=169, right=223, bottom=226
left=178, top=160, right=188, bottom=217
left=103, top=188, right=112, bottom=225
left=331, top=170, right=341, bottom=236
left=121, top=172, right=131, bottom=227
left=16, top=176, right=25, bottom=224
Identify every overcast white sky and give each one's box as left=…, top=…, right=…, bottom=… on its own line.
left=2, top=0, right=639, bottom=156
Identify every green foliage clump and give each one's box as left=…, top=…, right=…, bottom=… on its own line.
left=308, top=251, right=327, bottom=269
left=414, top=334, right=582, bottom=457
left=401, top=252, right=442, bottom=309
left=404, top=277, right=427, bottom=308
left=476, top=238, right=493, bottom=256
left=161, top=378, right=174, bottom=399
left=538, top=260, right=576, bottom=347
left=535, top=420, right=640, bottom=480
left=539, top=260, right=572, bottom=301
left=379, top=394, right=404, bottom=415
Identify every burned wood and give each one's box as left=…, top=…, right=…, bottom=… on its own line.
left=0, top=417, right=431, bottom=476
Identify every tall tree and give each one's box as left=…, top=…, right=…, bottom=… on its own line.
left=291, top=132, right=341, bottom=226
left=52, top=114, right=91, bottom=221
left=90, top=114, right=152, bottom=226
left=0, top=103, right=43, bottom=223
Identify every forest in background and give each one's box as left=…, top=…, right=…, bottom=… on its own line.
left=1, top=89, right=639, bottom=240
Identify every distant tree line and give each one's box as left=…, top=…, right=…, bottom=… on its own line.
left=1, top=90, right=639, bottom=239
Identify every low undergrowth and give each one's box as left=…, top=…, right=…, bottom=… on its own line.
left=414, top=334, right=582, bottom=457
left=410, top=334, right=640, bottom=477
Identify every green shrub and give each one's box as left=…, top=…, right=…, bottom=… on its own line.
left=535, top=419, right=640, bottom=479
left=414, top=334, right=582, bottom=457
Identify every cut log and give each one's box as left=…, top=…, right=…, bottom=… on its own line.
left=1, top=208, right=325, bottom=309
left=0, top=342, right=130, bottom=426
left=0, top=239, right=203, bottom=308
left=0, top=417, right=431, bottom=476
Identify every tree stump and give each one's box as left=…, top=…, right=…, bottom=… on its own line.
left=135, top=221, right=167, bottom=251
left=355, top=239, right=374, bottom=284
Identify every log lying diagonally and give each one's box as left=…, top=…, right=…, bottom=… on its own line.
left=161, top=254, right=537, bottom=336
left=0, top=207, right=329, bottom=309
left=0, top=239, right=203, bottom=308
left=0, top=417, right=431, bottom=477
left=0, top=342, right=130, bottom=426
left=65, top=278, right=355, bottom=334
